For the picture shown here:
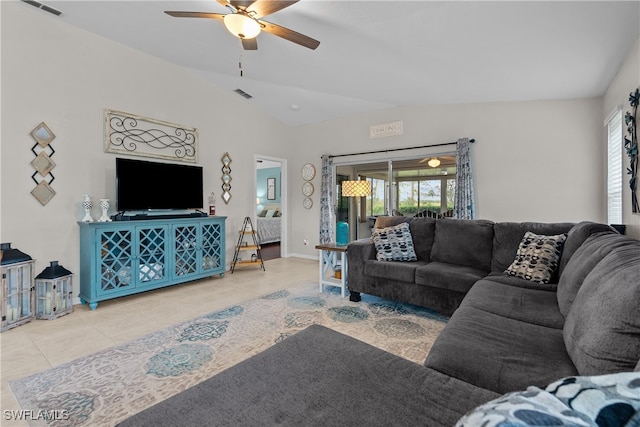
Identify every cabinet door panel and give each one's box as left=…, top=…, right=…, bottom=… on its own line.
left=97, top=228, right=134, bottom=295
left=201, top=222, right=223, bottom=272
left=137, top=225, right=169, bottom=286
left=173, top=224, right=199, bottom=278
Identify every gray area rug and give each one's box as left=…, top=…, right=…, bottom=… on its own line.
left=10, top=281, right=447, bottom=426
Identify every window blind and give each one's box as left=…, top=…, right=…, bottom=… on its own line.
left=606, top=108, right=623, bottom=224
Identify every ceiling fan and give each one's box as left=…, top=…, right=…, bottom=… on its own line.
left=165, top=0, right=320, bottom=51
left=418, top=155, right=457, bottom=167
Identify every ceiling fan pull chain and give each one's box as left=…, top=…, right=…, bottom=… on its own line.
left=239, top=54, right=243, bottom=77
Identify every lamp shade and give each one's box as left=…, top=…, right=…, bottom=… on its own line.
left=223, top=13, right=261, bottom=39
left=341, top=180, right=371, bottom=197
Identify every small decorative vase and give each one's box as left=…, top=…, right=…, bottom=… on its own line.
left=81, top=195, right=94, bottom=222
left=98, top=199, right=111, bottom=222
left=336, top=221, right=349, bottom=246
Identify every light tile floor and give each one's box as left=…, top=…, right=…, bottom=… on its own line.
left=0, top=257, right=318, bottom=426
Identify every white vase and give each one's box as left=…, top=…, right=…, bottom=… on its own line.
left=81, top=195, right=94, bottom=222
left=98, top=199, right=111, bottom=222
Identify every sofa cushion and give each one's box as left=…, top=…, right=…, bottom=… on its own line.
left=372, top=222, right=417, bottom=261
left=504, top=231, right=566, bottom=284
left=564, top=243, right=640, bottom=376
left=484, top=273, right=558, bottom=292
left=456, top=372, right=640, bottom=427
left=364, top=259, right=427, bottom=283
left=558, top=221, right=617, bottom=275
left=557, top=232, right=636, bottom=317
left=431, top=219, right=494, bottom=271
left=408, top=217, right=437, bottom=261
left=491, top=222, right=574, bottom=273
left=461, top=278, right=565, bottom=329
left=425, top=305, right=578, bottom=394
left=374, top=215, right=409, bottom=228
left=415, top=262, right=486, bottom=294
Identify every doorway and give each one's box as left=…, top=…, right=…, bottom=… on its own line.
left=255, top=155, right=287, bottom=259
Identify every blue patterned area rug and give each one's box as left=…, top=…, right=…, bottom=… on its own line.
left=10, top=281, right=447, bottom=426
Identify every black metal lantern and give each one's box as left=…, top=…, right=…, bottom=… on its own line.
left=35, top=261, right=73, bottom=320
left=1, top=243, right=35, bottom=331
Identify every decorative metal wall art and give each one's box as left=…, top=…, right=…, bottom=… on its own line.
left=221, top=152, right=232, bottom=204
left=30, top=122, right=57, bottom=206
left=625, top=88, right=639, bottom=213
left=104, top=109, right=198, bottom=163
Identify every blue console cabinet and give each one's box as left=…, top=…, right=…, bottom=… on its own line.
left=78, top=216, right=226, bottom=309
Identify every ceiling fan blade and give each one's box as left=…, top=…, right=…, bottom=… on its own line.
left=260, top=20, right=320, bottom=50
left=242, top=38, right=258, bottom=50
left=248, top=0, right=298, bottom=19
left=229, top=0, right=257, bottom=8
left=164, top=11, right=225, bottom=21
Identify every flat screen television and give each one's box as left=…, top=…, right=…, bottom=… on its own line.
left=116, top=157, right=203, bottom=211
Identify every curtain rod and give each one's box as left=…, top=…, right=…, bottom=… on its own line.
left=327, top=139, right=475, bottom=159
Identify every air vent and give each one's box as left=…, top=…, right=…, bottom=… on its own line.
left=234, top=89, right=253, bottom=100
left=21, top=0, right=62, bottom=16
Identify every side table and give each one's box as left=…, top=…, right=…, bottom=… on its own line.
left=315, top=243, right=348, bottom=297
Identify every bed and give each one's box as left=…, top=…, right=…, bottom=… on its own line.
left=256, top=205, right=282, bottom=244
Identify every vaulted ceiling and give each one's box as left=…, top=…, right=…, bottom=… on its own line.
left=34, top=1, right=640, bottom=126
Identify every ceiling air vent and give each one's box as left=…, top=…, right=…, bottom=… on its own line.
left=21, top=0, right=62, bottom=16
left=234, top=89, right=253, bottom=100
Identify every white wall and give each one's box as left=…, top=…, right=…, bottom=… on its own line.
left=0, top=2, right=291, bottom=300
left=288, top=97, right=604, bottom=257
left=603, top=36, right=640, bottom=238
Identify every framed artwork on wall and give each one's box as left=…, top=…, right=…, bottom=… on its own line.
left=267, top=177, right=276, bottom=200
left=104, top=109, right=198, bottom=163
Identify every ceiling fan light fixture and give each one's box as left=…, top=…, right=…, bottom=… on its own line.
left=427, top=158, right=441, bottom=168
left=223, top=13, right=261, bottom=39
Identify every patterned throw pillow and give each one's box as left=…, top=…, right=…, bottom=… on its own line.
left=372, top=222, right=417, bottom=262
left=456, top=372, right=640, bottom=427
left=504, top=231, right=567, bottom=284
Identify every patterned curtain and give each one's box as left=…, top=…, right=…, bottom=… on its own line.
left=453, top=138, right=475, bottom=219
left=319, top=154, right=335, bottom=244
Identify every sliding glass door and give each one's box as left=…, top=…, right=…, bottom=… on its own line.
left=391, top=156, right=456, bottom=217
left=338, top=154, right=456, bottom=239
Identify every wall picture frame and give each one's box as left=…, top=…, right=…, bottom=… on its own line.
left=267, top=177, right=276, bottom=200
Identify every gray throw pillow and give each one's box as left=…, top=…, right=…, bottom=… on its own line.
left=504, top=232, right=566, bottom=284
left=372, top=222, right=417, bottom=262
left=563, top=244, right=640, bottom=375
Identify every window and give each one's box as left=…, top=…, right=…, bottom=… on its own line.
left=606, top=108, right=623, bottom=224
left=355, top=157, right=456, bottom=217
left=364, top=177, right=386, bottom=216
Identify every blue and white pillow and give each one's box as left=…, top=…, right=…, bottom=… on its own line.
left=372, top=222, right=417, bottom=262
left=456, top=372, right=640, bottom=427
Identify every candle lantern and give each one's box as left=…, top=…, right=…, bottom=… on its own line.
left=35, top=261, right=73, bottom=320
left=0, top=243, right=35, bottom=332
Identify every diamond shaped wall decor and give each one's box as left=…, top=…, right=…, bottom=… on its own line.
left=30, top=122, right=56, bottom=205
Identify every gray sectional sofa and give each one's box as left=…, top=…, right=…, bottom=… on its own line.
left=348, top=217, right=606, bottom=315
left=120, top=219, right=640, bottom=426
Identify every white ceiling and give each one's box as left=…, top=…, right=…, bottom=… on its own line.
left=36, top=1, right=640, bottom=127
